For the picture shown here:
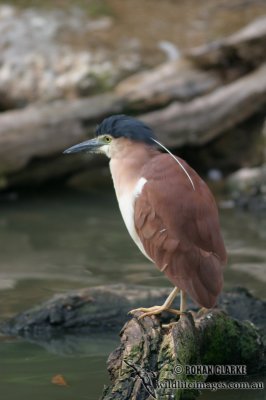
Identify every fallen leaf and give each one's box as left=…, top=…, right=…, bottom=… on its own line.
left=51, top=374, right=68, bottom=386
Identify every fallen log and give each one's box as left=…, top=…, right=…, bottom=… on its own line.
left=188, top=16, right=266, bottom=69
left=116, top=16, right=266, bottom=108
left=142, top=64, right=266, bottom=146
left=101, top=309, right=264, bottom=400
left=1, top=63, right=266, bottom=189
left=0, top=92, right=122, bottom=177
left=1, top=284, right=265, bottom=342
left=116, top=60, right=222, bottom=108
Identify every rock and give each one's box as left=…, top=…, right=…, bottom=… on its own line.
left=227, top=166, right=266, bottom=192
left=0, top=5, right=141, bottom=108
left=226, top=165, right=266, bottom=211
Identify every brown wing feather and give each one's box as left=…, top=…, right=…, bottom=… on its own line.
left=134, top=153, right=227, bottom=308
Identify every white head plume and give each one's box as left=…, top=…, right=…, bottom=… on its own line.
left=152, top=138, right=195, bottom=190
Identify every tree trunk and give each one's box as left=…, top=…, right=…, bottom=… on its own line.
left=101, top=309, right=264, bottom=400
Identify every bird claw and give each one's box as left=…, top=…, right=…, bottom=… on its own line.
left=162, top=321, right=179, bottom=329
left=167, top=308, right=184, bottom=316
left=129, top=306, right=183, bottom=320
left=128, top=306, right=160, bottom=318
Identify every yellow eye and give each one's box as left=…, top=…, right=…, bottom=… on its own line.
left=103, top=135, right=112, bottom=143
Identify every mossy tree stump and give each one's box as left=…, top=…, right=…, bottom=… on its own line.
left=101, top=309, right=264, bottom=400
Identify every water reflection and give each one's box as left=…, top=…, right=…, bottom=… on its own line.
left=0, top=336, right=112, bottom=400
left=0, top=187, right=265, bottom=319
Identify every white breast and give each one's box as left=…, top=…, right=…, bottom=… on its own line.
left=116, top=177, right=153, bottom=262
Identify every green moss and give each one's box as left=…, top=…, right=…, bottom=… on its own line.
left=157, top=335, right=180, bottom=399
left=201, top=314, right=239, bottom=364
left=238, top=321, right=261, bottom=362
left=157, top=321, right=203, bottom=400
left=80, top=71, right=114, bottom=96
left=128, top=344, right=143, bottom=361
left=0, top=0, right=113, bottom=17
left=201, top=313, right=262, bottom=368
left=158, top=333, right=176, bottom=380
left=87, top=0, right=112, bottom=17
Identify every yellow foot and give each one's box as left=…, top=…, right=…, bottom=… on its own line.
left=129, top=305, right=183, bottom=320
left=162, top=321, right=179, bottom=329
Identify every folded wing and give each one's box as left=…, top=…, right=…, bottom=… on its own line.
left=134, top=154, right=227, bottom=308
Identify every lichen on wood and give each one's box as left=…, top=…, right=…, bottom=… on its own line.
left=101, top=309, right=265, bottom=400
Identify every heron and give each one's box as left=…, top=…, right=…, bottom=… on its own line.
left=64, top=115, right=227, bottom=319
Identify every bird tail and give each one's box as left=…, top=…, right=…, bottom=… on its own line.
left=188, top=251, right=224, bottom=308
left=165, top=249, right=224, bottom=309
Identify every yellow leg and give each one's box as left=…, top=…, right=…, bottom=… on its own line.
left=161, top=290, right=187, bottom=328
left=180, top=290, right=187, bottom=312
left=163, top=290, right=187, bottom=315
left=129, top=287, right=181, bottom=319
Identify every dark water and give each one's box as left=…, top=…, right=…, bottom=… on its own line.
left=0, top=188, right=265, bottom=400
